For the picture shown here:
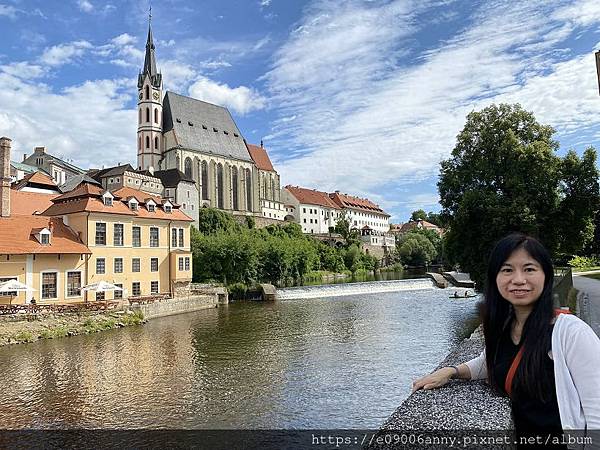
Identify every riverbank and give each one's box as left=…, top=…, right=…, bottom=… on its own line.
left=0, top=310, right=146, bottom=346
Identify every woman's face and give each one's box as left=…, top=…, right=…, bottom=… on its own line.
left=496, top=247, right=545, bottom=309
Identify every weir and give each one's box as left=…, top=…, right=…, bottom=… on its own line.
left=276, top=278, right=435, bottom=300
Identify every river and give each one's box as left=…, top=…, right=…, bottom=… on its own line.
left=0, top=279, right=479, bottom=429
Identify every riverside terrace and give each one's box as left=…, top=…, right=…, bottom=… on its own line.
left=370, top=269, right=588, bottom=448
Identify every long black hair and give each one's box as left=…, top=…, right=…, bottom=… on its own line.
left=481, top=233, right=555, bottom=402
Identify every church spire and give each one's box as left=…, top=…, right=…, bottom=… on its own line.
left=138, top=6, right=161, bottom=88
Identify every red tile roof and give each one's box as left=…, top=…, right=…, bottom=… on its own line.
left=112, top=186, right=163, bottom=204
left=247, top=144, right=275, bottom=172
left=285, top=186, right=341, bottom=209
left=53, top=182, right=104, bottom=201
left=0, top=216, right=90, bottom=255
left=10, top=190, right=59, bottom=216
left=13, top=171, right=58, bottom=190
left=398, top=220, right=442, bottom=233
left=329, top=192, right=389, bottom=216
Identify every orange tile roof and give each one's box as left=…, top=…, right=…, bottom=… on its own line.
left=53, top=182, right=104, bottom=201
left=43, top=185, right=193, bottom=222
left=112, top=186, right=163, bottom=204
left=10, top=190, right=59, bottom=216
left=247, top=144, right=275, bottom=172
left=13, top=171, right=58, bottom=190
left=329, top=192, right=389, bottom=216
left=285, top=186, right=341, bottom=209
left=0, top=216, right=90, bottom=255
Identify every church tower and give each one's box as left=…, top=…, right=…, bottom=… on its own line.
left=137, top=17, right=163, bottom=171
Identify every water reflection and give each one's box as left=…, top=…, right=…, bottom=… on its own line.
left=0, top=286, right=479, bottom=429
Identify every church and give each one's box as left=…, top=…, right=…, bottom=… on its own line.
left=136, top=22, right=282, bottom=220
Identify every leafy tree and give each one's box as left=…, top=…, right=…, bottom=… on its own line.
left=411, top=209, right=427, bottom=221
left=197, top=207, right=240, bottom=235
left=408, top=228, right=442, bottom=263
left=396, top=233, right=437, bottom=266
left=438, top=103, right=599, bottom=286
left=334, top=211, right=361, bottom=247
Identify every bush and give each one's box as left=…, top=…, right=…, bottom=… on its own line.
left=568, top=255, right=599, bottom=268
left=228, top=282, right=248, bottom=300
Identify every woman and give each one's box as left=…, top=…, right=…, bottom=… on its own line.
left=412, top=234, right=600, bottom=444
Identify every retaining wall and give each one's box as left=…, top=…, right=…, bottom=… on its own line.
left=128, top=294, right=218, bottom=320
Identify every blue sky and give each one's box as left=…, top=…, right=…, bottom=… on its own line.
left=1, top=0, right=600, bottom=223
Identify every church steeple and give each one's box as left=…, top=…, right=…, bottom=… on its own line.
left=137, top=7, right=163, bottom=171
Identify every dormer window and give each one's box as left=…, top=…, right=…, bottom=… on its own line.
left=163, top=201, right=173, bottom=213
left=129, top=198, right=139, bottom=211
left=146, top=199, right=157, bottom=212
left=102, top=191, right=114, bottom=207
left=40, top=232, right=50, bottom=245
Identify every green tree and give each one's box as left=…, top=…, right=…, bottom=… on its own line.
left=197, top=207, right=240, bottom=235
left=396, top=233, right=437, bottom=266
left=410, top=209, right=427, bottom=221
left=334, top=211, right=361, bottom=247
left=438, top=103, right=599, bottom=286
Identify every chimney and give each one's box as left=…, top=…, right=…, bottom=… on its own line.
left=260, top=140, right=263, bottom=148
left=0, top=137, right=12, bottom=218
left=48, top=220, right=55, bottom=235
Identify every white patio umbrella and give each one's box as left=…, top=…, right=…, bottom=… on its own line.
left=82, top=281, right=123, bottom=303
left=0, top=279, right=36, bottom=305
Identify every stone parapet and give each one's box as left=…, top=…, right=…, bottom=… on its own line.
left=128, top=294, right=218, bottom=320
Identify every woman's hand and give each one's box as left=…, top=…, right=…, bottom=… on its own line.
left=412, top=367, right=455, bottom=392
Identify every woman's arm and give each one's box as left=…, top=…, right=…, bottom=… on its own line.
left=412, top=363, right=471, bottom=392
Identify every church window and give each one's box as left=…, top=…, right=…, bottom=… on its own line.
left=231, top=166, right=239, bottom=211
left=146, top=108, right=150, bottom=122
left=201, top=161, right=208, bottom=201
left=146, top=136, right=150, bottom=149
left=245, top=168, right=252, bottom=211
left=154, top=137, right=159, bottom=150
left=216, top=164, right=224, bottom=209
left=138, top=137, right=142, bottom=151
left=154, top=108, right=159, bottom=123
left=184, top=157, right=192, bottom=178
left=145, top=85, right=149, bottom=100
left=138, top=109, right=142, bottom=124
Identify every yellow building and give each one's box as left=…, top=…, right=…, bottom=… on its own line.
left=43, top=183, right=194, bottom=301
left=0, top=136, right=194, bottom=304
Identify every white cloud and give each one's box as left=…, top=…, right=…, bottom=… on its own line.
left=0, top=4, right=18, bottom=19
left=188, top=76, right=266, bottom=115
left=40, top=40, right=93, bottom=66
left=260, top=0, right=271, bottom=7
left=264, top=0, right=600, bottom=218
left=111, top=33, right=137, bottom=47
left=1, top=62, right=45, bottom=80
left=77, top=0, right=94, bottom=13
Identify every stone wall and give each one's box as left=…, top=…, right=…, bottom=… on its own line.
left=128, top=294, right=218, bottom=320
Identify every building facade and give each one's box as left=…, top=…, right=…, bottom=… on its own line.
left=154, top=168, right=199, bottom=229
left=23, top=146, right=85, bottom=186
left=281, top=186, right=342, bottom=234
left=247, top=143, right=284, bottom=221
left=328, top=191, right=390, bottom=233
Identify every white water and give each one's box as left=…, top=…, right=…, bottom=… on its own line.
left=276, top=278, right=435, bottom=300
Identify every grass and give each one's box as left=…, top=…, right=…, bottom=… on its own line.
left=13, top=331, right=34, bottom=343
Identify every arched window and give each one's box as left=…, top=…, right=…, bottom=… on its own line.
left=201, top=161, right=208, bottom=200
left=145, top=136, right=150, bottom=149
left=231, top=166, right=239, bottom=211
left=138, top=137, right=142, bottom=151
left=145, top=85, right=149, bottom=100
left=216, top=164, right=224, bottom=209
left=146, top=107, right=150, bottom=122
left=154, top=108, right=158, bottom=123
left=138, top=109, right=142, bottom=124
left=270, top=175, right=275, bottom=200
left=154, top=137, right=159, bottom=150
left=263, top=177, right=267, bottom=199
left=184, top=157, right=192, bottom=178
left=245, top=168, right=252, bottom=211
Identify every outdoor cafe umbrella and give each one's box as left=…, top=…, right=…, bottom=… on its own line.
left=82, top=281, right=123, bottom=304
left=0, top=279, right=36, bottom=305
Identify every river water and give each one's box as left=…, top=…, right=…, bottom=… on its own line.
left=0, top=280, right=479, bottom=429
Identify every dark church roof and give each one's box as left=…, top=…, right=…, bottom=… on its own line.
left=162, top=91, right=253, bottom=163
left=138, top=24, right=162, bottom=88
left=153, top=169, right=194, bottom=188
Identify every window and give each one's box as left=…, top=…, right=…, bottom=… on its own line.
left=154, top=136, right=159, bottom=150
left=66, top=272, right=82, bottom=297
left=114, top=283, right=123, bottom=299
left=178, top=228, right=184, bottom=247
left=96, top=258, right=105, bottom=274
left=130, top=199, right=138, bottom=211
left=151, top=258, right=158, bottom=272
left=165, top=189, right=170, bottom=197
left=40, top=233, right=50, bottom=245
left=145, top=85, right=149, bottom=100
left=150, top=281, right=159, bottom=294
left=42, top=272, right=57, bottom=299
left=303, top=218, right=306, bottom=223
left=303, top=208, right=306, bottom=213
left=201, top=161, right=209, bottom=200
left=132, top=258, right=140, bottom=272
left=185, top=257, right=190, bottom=271
left=96, top=292, right=105, bottom=301
left=95, top=222, right=106, bottom=245
left=171, top=228, right=177, bottom=247
left=132, top=282, right=141, bottom=297
left=145, top=107, right=150, bottom=122
left=178, top=257, right=184, bottom=271
left=114, top=224, right=124, bottom=246
left=165, top=205, right=172, bottom=213
left=150, top=227, right=159, bottom=247
left=138, top=109, right=142, bottom=124
left=148, top=204, right=155, bottom=212
left=114, top=258, right=123, bottom=274
left=132, top=226, right=141, bottom=247
left=146, top=136, right=150, bottom=149
left=184, top=157, right=192, bottom=178
left=216, top=163, right=224, bottom=209
left=154, top=108, right=158, bottom=123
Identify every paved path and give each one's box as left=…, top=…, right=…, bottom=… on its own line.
left=572, top=273, right=600, bottom=337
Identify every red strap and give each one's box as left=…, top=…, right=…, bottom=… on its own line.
left=504, top=308, right=570, bottom=396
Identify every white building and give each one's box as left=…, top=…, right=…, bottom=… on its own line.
left=328, top=191, right=390, bottom=233
left=281, top=186, right=342, bottom=234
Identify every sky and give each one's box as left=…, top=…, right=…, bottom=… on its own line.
left=1, top=0, right=600, bottom=223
